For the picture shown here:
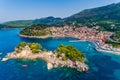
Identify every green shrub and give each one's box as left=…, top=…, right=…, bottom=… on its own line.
left=55, top=44, right=85, bottom=62
left=17, top=42, right=27, bottom=48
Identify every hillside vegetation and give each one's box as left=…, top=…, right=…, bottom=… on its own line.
left=55, top=44, right=85, bottom=62
left=20, top=24, right=51, bottom=36
left=64, top=3, right=120, bottom=31
left=3, top=2, right=120, bottom=41
left=17, top=42, right=85, bottom=62
left=3, top=3, right=120, bottom=31
left=16, top=42, right=42, bottom=53
left=3, top=20, right=33, bottom=28
left=3, top=17, right=62, bottom=28
left=0, top=24, right=11, bottom=29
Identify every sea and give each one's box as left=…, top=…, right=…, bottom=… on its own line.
left=0, top=28, right=120, bottom=80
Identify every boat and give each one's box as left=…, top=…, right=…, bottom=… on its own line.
left=22, top=64, right=28, bottom=68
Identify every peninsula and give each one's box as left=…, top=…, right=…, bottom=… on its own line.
left=20, top=24, right=120, bottom=54
left=2, top=42, right=88, bottom=72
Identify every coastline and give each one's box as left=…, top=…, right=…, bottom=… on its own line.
left=93, top=41, right=120, bottom=55
left=70, top=40, right=120, bottom=55
left=19, top=34, right=75, bottom=39
left=19, top=34, right=52, bottom=39
left=69, top=40, right=87, bottom=42
left=19, top=34, right=120, bottom=54
left=1, top=45, right=89, bottom=72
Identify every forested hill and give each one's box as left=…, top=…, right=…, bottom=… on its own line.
left=3, top=20, right=33, bottom=28
left=3, top=17, right=62, bottom=28
left=32, top=16, right=62, bottom=25
left=3, top=2, right=120, bottom=31
left=0, top=24, right=11, bottom=29
left=65, top=3, right=120, bottom=21
left=0, top=24, right=4, bottom=29
left=64, top=3, right=120, bottom=31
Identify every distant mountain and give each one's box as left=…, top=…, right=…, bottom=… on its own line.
left=65, top=3, right=120, bottom=21
left=3, top=2, right=120, bottom=31
left=3, top=20, right=33, bottom=28
left=3, top=16, right=62, bottom=28
left=33, top=16, right=62, bottom=25
left=0, top=24, right=11, bottom=29
left=0, top=24, right=4, bottom=28
left=64, top=3, right=120, bottom=31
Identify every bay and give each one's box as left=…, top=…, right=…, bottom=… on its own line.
left=0, top=29, right=120, bottom=80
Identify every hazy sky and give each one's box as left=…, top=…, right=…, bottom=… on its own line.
left=0, top=0, right=120, bottom=23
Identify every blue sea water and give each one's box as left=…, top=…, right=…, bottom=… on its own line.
left=0, top=28, right=120, bottom=80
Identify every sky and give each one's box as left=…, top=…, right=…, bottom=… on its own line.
left=0, top=0, right=120, bottom=23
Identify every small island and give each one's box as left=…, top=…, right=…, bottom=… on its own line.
left=2, top=42, right=88, bottom=72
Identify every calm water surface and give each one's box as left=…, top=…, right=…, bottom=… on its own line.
left=0, top=29, right=120, bottom=80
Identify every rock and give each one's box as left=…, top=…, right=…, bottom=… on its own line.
left=1, top=58, right=8, bottom=61
left=1, top=46, right=89, bottom=72
left=47, top=63, right=53, bottom=70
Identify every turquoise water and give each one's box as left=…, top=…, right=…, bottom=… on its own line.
left=0, top=29, right=120, bottom=80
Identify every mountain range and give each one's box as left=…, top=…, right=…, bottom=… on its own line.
left=2, top=17, right=62, bottom=28
left=2, top=2, right=120, bottom=31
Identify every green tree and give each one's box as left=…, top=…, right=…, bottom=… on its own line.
left=32, top=49, right=40, bottom=53
left=29, top=43, right=42, bottom=50
left=17, top=42, right=27, bottom=48
left=29, top=43, right=42, bottom=53
left=55, top=44, right=85, bottom=62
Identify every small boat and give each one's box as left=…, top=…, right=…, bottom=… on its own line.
left=22, top=64, right=28, bottom=68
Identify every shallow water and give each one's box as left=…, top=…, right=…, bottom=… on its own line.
left=0, top=29, right=120, bottom=80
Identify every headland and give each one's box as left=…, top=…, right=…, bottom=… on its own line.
left=20, top=24, right=120, bottom=54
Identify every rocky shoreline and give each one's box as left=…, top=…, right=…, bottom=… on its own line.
left=20, top=33, right=120, bottom=54
left=70, top=40, right=120, bottom=54
left=19, top=34, right=71, bottom=39
left=19, top=34, right=52, bottom=39
left=1, top=45, right=89, bottom=72
left=20, top=25, right=120, bottom=55
left=93, top=41, right=120, bottom=54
